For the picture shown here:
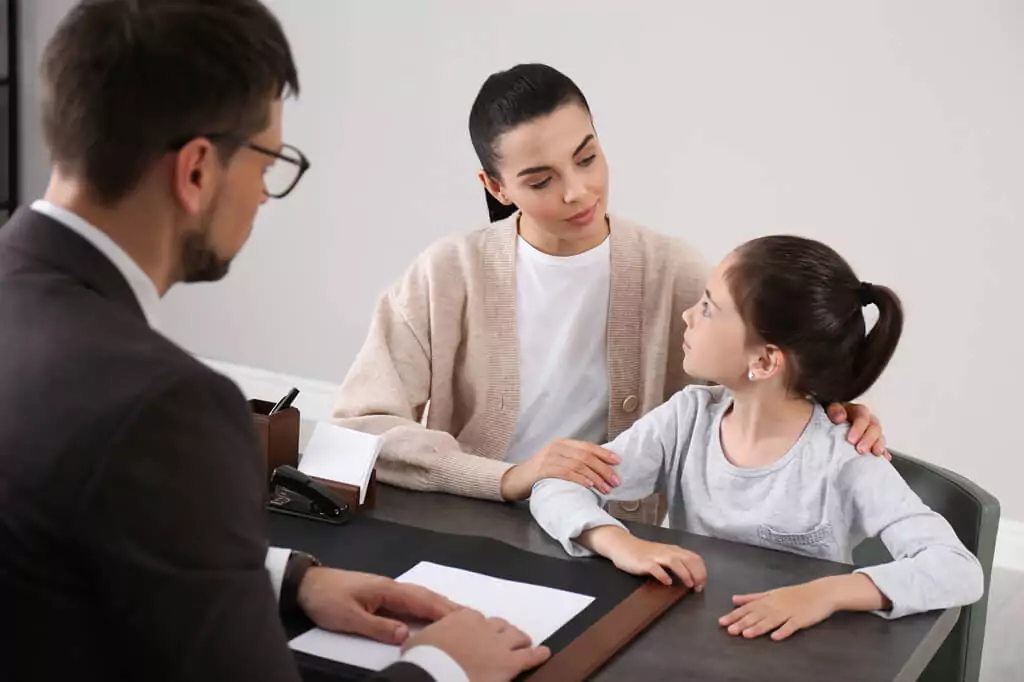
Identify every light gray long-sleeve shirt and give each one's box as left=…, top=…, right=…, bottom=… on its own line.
left=530, top=385, right=984, bottom=619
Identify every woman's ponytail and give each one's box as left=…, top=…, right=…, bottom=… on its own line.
left=484, top=189, right=518, bottom=223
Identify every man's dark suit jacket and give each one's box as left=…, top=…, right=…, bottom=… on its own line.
left=0, top=208, right=432, bottom=682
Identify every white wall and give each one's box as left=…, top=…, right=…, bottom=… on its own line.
left=16, top=0, right=70, bottom=201
left=20, top=2, right=1024, bottom=522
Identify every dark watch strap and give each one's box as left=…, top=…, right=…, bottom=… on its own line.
left=280, top=551, right=322, bottom=618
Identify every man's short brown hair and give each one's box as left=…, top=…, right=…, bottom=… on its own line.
left=41, top=0, right=299, bottom=204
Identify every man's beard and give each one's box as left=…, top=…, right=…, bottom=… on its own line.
left=181, top=202, right=232, bottom=283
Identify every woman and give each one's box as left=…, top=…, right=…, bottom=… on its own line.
left=332, top=64, right=886, bottom=522
left=530, top=235, right=983, bottom=639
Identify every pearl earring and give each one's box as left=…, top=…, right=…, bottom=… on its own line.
left=748, top=370, right=755, bottom=381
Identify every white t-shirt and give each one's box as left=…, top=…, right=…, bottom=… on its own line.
left=505, top=235, right=611, bottom=464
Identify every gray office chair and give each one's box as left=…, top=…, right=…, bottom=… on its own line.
left=852, top=450, right=1000, bottom=682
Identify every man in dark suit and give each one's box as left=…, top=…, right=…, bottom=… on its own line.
left=0, top=2, right=550, bottom=681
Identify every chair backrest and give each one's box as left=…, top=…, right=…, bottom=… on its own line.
left=852, top=451, right=1000, bottom=682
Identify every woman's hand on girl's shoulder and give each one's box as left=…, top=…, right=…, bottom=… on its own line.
left=825, top=402, right=891, bottom=459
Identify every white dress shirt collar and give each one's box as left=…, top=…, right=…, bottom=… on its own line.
left=31, top=200, right=161, bottom=328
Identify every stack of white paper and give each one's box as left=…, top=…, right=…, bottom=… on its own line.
left=298, top=422, right=382, bottom=503
left=289, top=562, right=595, bottom=671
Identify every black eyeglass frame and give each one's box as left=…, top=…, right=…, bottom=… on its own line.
left=169, top=134, right=311, bottom=199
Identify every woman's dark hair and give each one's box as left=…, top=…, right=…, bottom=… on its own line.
left=469, top=64, right=591, bottom=222
left=725, top=236, right=904, bottom=405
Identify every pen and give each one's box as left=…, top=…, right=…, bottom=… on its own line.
left=268, top=387, right=299, bottom=415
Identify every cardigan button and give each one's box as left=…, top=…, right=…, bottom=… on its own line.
left=622, top=395, right=639, bottom=413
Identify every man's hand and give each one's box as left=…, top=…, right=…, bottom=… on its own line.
left=579, top=526, right=707, bottom=591
left=825, top=402, right=889, bottom=458
left=297, top=568, right=460, bottom=644
left=500, top=439, right=622, bottom=502
left=403, top=609, right=551, bottom=682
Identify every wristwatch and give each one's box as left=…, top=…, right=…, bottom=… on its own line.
left=280, top=550, right=322, bottom=618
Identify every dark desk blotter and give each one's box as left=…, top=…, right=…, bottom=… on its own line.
left=268, top=513, right=647, bottom=681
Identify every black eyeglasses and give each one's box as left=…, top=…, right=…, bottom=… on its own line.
left=169, top=135, right=311, bottom=199
left=246, top=142, right=311, bottom=199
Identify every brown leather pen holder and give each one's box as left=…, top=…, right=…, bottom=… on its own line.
left=250, top=399, right=300, bottom=491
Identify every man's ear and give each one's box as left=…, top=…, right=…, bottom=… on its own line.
left=172, top=138, right=215, bottom=216
left=477, top=170, right=511, bottom=205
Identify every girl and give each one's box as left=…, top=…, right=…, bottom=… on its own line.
left=333, top=64, right=886, bottom=524
left=530, top=235, right=984, bottom=640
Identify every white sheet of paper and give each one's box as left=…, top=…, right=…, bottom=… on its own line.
left=298, top=422, right=381, bottom=503
left=288, top=561, right=595, bottom=671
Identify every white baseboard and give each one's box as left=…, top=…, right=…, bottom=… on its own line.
left=202, top=357, right=1024, bottom=574
left=994, top=519, right=1024, bottom=573
left=201, top=357, right=340, bottom=424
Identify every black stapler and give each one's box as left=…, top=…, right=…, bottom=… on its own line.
left=268, top=465, right=350, bottom=525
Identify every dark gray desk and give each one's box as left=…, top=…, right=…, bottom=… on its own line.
left=285, top=484, right=960, bottom=682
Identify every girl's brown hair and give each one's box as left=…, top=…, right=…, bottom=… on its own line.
left=726, top=236, right=904, bottom=404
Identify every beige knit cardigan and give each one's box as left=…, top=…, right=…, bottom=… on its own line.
left=332, top=213, right=709, bottom=519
